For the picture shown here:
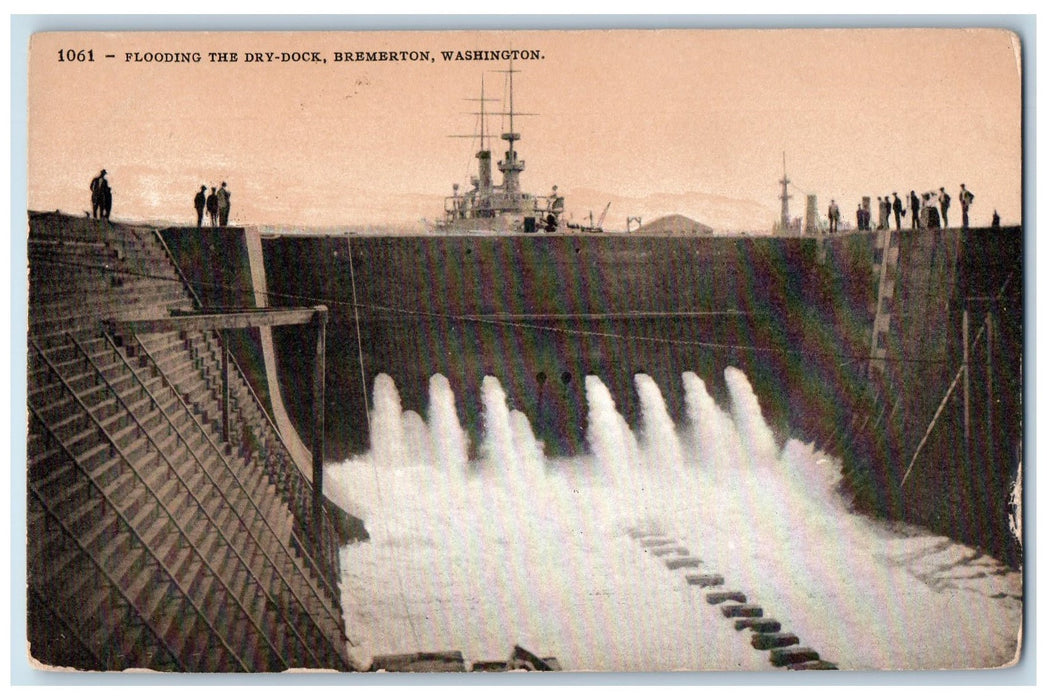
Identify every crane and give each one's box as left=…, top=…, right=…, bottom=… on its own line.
left=580, top=202, right=612, bottom=232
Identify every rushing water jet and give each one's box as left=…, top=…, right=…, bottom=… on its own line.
left=725, top=366, right=780, bottom=470
left=635, top=373, right=686, bottom=478
left=427, top=373, right=470, bottom=476
left=584, top=375, right=640, bottom=490
left=370, top=373, right=407, bottom=472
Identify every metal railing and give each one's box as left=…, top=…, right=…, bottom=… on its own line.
left=28, top=340, right=231, bottom=670
left=62, top=332, right=289, bottom=670
left=152, top=227, right=344, bottom=596
left=122, top=330, right=346, bottom=654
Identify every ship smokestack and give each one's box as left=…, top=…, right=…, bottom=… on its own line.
left=477, top=149, right=493, bottom=193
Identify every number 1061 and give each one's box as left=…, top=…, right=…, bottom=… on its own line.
left=58, top=49, right=94, bottom=62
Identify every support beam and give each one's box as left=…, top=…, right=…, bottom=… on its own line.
left=107, top=303, right=331, bottom=546
left=963, top=309, right=971, bottom=470
left=221, top=330, right=230, bottom=442
left=312, top=309, right=327, bottom=542
left=107, top=306, right=326, bottom=335
left=986, top=311, right=994, bottom=467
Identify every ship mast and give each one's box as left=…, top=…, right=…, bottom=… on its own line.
left=779, top=151, right=792, bottom=231
left=497, top=60, right=525, bottom=200
left=479, top=75, right=487, bottom=152
left=476, top=76, right=493, bottom=200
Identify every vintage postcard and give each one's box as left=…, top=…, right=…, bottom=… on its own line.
left=24, top=26, right=1024, bottom=674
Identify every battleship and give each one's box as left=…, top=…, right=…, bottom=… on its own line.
left=433, top=64, right=597, bottom=234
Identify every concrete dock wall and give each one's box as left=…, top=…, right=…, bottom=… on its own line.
left=258, top=234, right=855, bottom=459
left=161, top=226, right=1023, bottom=565
left=822, top=226, right=1022, bottom=565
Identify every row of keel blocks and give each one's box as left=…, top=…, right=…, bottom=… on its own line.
left=629, top=526, right=838, bottom=671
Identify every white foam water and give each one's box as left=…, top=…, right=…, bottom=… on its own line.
left=328, top=368, right=1022, bottom=672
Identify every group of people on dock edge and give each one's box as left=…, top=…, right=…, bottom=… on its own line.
left=88, top=168, right=1001, bottom=233
left=88, top=170, right=233, bottom=228
left=830, top=185, right=994, bottom=233
left=194, top=182, right=232, bottom=227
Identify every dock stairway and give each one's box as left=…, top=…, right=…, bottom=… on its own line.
left=27, top=212, right=353, bottom=671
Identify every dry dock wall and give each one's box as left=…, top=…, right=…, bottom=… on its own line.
left=258, top=234, right=869, bottom=461
left=828, top=227, right=1023, bottom=566
left=161, top=227, right=1022, bottom=566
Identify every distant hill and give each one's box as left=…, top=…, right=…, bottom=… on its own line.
left=563, top=188, right=776, bottom=234
left=634, top=214, right=714, bottom=236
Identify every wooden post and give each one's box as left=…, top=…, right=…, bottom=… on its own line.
left=221, top=330, right=230, bottom=443
left=312, top=308, right=327, bottom=543
left=985, top=310, right=994, bottom=468
left=962, top=308, right=971, bottom=469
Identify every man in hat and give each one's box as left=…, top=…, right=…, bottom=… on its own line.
left=959, top=184, right=975, bottom=229
left=892, top=192, right=905, bottom=231
left=194, top=185, right=207, bottom=227
left=89, top=169, right=107, bottom=219
left=909, top=190, right=921, bottom=230
left=938, top=187, right=951, bottom=228
left=217, top=181, right=231, bottom=227
left=206, top=186, right=219, bottom=227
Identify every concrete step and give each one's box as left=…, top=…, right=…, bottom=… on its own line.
left=706, top=591, right=747, bottom=605
left=665, top=556, right=702, bottom=570
left=751, top=632, right=800, bottom=650
left=75, top=498, right=121, bottom=551
left=769, top=647, right=820, bottom=667
left=721, top=604, right=764, bottom=619
left=109, top=540, right=150, bottom=591
left=685, top=573, right=724, bottom=587
left=32, top=458, right=81, bottom=500
left=137, top=335, right=188, bottom=365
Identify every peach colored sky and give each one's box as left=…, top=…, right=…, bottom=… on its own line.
left=28, top=28, right=1022, bottom=230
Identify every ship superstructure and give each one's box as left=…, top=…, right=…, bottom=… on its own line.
left=437, top=65, right=564, bottom=233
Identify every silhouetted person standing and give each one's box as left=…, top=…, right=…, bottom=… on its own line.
left=89, top=169, right=107, bottom=219
left=101, top=179, right=112, bottom=221
left=206, top=187, right=219, bottom=227
left=828, top=199, right=839, bottom=233
left=892, top=192, right=904, bottom=231
left=938, top=187, right=951, bottom=228
left=217, top=182, right=231, bottom=227
left=194, top=185, right=207, bottom=227
left=960, top=184, right=974, bottom=229
left=910, top=190, right=920, bottom=230
left=924, top=193, right=941, bottom=229
left=992, top=210, right=1001, bottom=229
left=878, top=196, right=889, bottom=230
